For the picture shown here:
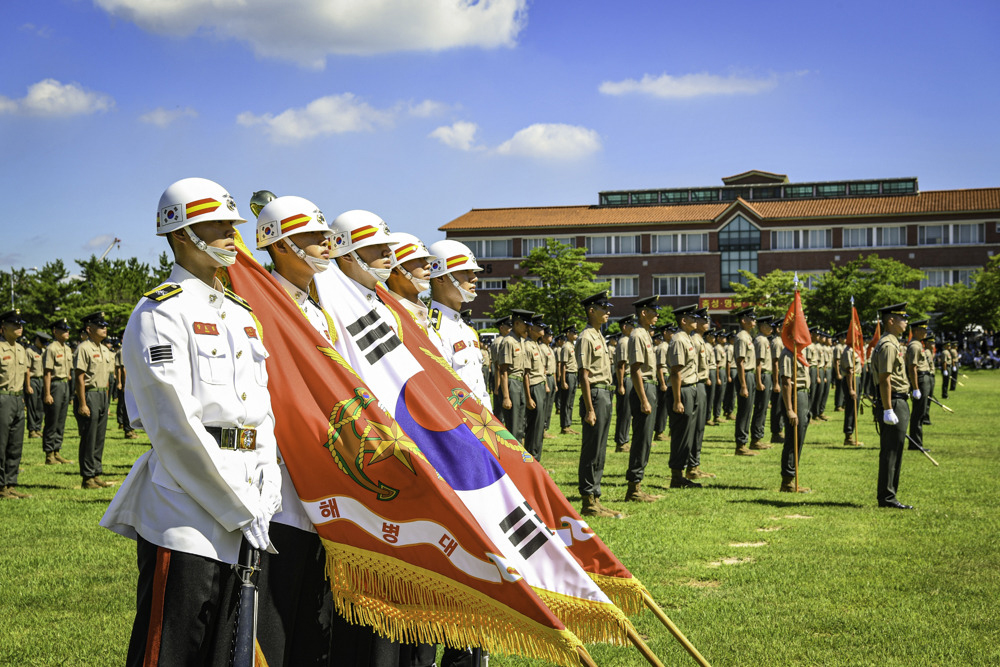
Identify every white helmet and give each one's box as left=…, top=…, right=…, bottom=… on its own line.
left=388, top=232, right=435, bottom=269
left=328, top=210, right=395, bottom=258
left=157, top=177, right=245, bottom=235
left=427, top=240, right=483, bottom=278
left=256, top=196, right=331, bottom=248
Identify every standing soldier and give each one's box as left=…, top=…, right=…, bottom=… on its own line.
left=711, top=330, right=728, bottom=425
left=940, top=341, right=951, bottom=399
left=613, top=316, right=635, bottom=453
left=1, top=309, right=31, bottom=499
left=666, top=305, right=701, bottom=489
left=653, top=327, right=670, bottom=442
left=74, top=311, right=116, bottom=489
left=778, top=331, right=812, bottom=493
left=541, top=325, right=557, bottom=438
left=496, top=310, right=531, bottom=444
left=922, top=334, right=936, bottom=426
left=25, top=331, right=46, bottom=439
left=491, top=316, right=512, bottom=414
left=833, top=332, right=847, bottom=411
left=733, top=308, right=758, bottom=456
left=42, top=318, right=74, bottom=465
left=523, top=316, right=549, bottom=460
left=428, top=240, right=490, bottom=406
left=841, top=336, right=865, bottom=447
left=558, top=326, right=579, bottom=435
left=626, top=295, right=661, bottom=501
left=948, top=340, right=960, bottom=393
left=688, top=310, right=716, bottom=480
left=872, top=303, right=914, bottom=509
left=816, top=332, right=833, bottom=421
left=703, top=328, right=718, bottom=429
left=769, top=319, right=785, bottom=445
left=114, top=332, right=138, bottom=439
left=576, top=291, right=619, bottom=518
left=906, top=319, right=932, bottom=452
left=723, top=329, right=737, bottom=420
left=385, top=232, right=437, bottom=334
left=806, top=329, right=821, bottom=417
left=749, top=315, right=775, bottom=451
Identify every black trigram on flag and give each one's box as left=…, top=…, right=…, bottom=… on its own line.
left=499, top=501, right=550, bottom=560
left=346, top=308, right=401, bottom=365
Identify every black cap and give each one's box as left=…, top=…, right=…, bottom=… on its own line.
left=50, top=317, right=70, bottom=330
left=581, top=290, right=613, bottom=309
left=757, top=315, right=774, bottom=325
left=909, top=318, right=929, bottom=328
left=608, top=332, right=621, bottom=341
left=82, top=311, right=109, bottom=327
left=673, top=304, right=699, bottom=319
left=632, top=294, right=659, bottom=310
left=32, top=330, right=51, bottom=341
left=924, top=334, right=936, bottom=343
left=562, top=325, right=578, bottom=334
left=495, top=315, right=511, bottom=328
left=529, top=314, right=545, bottom=328
left=878, top=303, right=909, bottom=319
left=618, top=314, right=635, bottom=327
left=734, top=307, right=757, bottom=319
left=510, top=309, right=534, bottom=323
left=0, top=309, right=26, bottom=325
left=693, top=307, right=709, bottom=320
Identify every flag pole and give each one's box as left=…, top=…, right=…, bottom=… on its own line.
left=642, top=590, right=712, bottom=667
left=850, top=296, right=858, bottom=447
left=792, top=343, right=800, bottom=492
left=626, top=624, right=667, bottom=667
left=578, top=646, right=598, bottom=667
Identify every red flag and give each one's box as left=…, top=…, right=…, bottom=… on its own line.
left=781, top=290, right=811, bottom=365
left=846, top=306, right=865, bottom=360
left=225, top=242, right=585, bottom=666
left=866, top=321, right=882, bottom=362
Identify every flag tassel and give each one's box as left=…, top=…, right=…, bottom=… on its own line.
left=641, top=591, right=712, bottom=667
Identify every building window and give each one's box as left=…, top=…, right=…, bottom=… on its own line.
left=882, top=180, right=916, bottom=194
left=471, top=319, right=492, bottom=331
left=651, top=232, right=709, bottom=253
left=953, top=223, right=985, bottom=244
left=690, top=189, right=719, bottom=202
left=785, top=185, right=814, bottom=198
left=921, top=268, right=977, bottom=289
left=875, top=226, right=906, bottom=247
left=631, top=191, right=659, bottom=205
left=522, top=236, right=574, bottom=256
left=466, top=239, right=513, bottom=258
left=585, top=235, right=641, bottom=256
left=770, top=229, right=834, bottom=250
left=918, top=225, right=948, bottom=245
left=653, top=274, right=705, bottom=296
left=606, top=276, right=639, bottom=298
left=600, top=193, right=628, bottom=206
left=753, top=187, right=781, bottom=200
left=661, top=190, right=689, bottom=204
left=771, top=230, right=798, bottom=250
left=817, top=183, right=847, bottom=197
left=843, top=227, right=872, bottom=248
left=804, top=229, right=832, bottom=249
left=718, top=215, right=760, bottom=291
left=850, top=182, right=880, bottom=196
left=479, top=278, right=509, bottom=291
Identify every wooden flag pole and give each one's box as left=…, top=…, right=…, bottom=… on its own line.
left=626, top=624, right=667, bottom=667
left=792, top=344, right=800, bottom=492
left=578, top=646, right=599, bottom=667
left=642, top=590, right=712, bottom=667
left=851, top=363, right=859, bottom=447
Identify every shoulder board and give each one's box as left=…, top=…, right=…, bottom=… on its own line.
left=430, top=308, right=442, bottom=331
left=224, top=289, right=253, bottom=313
left=143, top=282, right=183, bottom=302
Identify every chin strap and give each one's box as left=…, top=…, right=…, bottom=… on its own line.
left=184, top=226, right=237, bottom=266
left=352, top=251, right=392, bottom=282
left=399, top=266, right=430, bottom=293
left=286, top=238, right=330, bottom=273
left=449, top=273, right=476, bottom=303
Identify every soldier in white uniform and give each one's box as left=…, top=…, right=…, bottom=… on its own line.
left=254, top=194, right=340, bottom=665
left=427, top=240, right=490, bottom=406
left=386, top=232, right=439, bottom=341
left=100, top=178, right=281, bottom=666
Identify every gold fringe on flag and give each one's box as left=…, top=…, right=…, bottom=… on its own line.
left=323, top=541, right=585, bottom=667
left=589, top=572, right=649, bottom=617
left=531, top=586, right=634, bottom=646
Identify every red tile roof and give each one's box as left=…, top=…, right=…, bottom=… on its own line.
left=440, top=188, right=1000, bottom=232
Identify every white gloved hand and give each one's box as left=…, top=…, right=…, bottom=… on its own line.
left=912, top=389, right=922, bottom=400
left=241, top=513, right=272, bottom=552
left=943, top=370, right=948, bottom=377
left=882, top=409, right=899, bottom=425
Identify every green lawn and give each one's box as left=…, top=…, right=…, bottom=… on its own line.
left=2, top=372, right=998, bottom=666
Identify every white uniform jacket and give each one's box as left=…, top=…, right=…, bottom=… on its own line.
left=430, top=300, right=490, bottom=405
left=100, top=264, right=280, bottom=565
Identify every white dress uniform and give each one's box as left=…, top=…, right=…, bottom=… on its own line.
left=269, top=271, right=334, bottom=533
left=388, top=289, right=445, bottom=355
left=430, top=300, right=490, bottom=405
left=100, top=264, right=281, bottom=565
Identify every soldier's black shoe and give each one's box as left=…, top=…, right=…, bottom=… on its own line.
left=878, top=500, right=914, bottom=510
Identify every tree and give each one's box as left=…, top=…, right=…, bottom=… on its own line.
left=487, top=240, right=608, bottom=332
left=63, top=255, right=164, bottom=333
left=730, top=269, right=805, bottom=320
left=803, top=254, right=929, bottom=332
left=13, top=261, right=76, bottom=333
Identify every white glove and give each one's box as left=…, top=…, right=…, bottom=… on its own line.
left=882, top=409, right=899, bottom=425
left=912, top=389, right=922, bottom=400
left=943, top=370, right=948, bottom=377
left=241, top=513, right=273, bottom=552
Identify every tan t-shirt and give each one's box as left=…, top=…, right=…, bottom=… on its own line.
left=735, top=329, right=756, bottom=369
left=525, top=338, right=546, bottom=386
left=541, top=344, right=556, bottom=376
left=561, top=340, right=578, bottom=374
left=667, top=329, right=699, bottom=386
left=754, top=334, right=772, bottom=372
left=576, top=327, right=611, bottom=386
left=872, top=333, right=909, bottom=394
left=691, top=333, right=709, bottom=381
left=27, top=346, right=44, bottom=378
left=497, top=334, right=529, bottom=374
left=779, top=348, right=810, bottom=391
left=44, top=340, right=73, bottom=380
left=628, top=326, right=655, bottom=382
left=906, top=340, right=931, bottom=372
left=0, top=340, right=28, bottom=392
left=75, top=339, right=115, bottom=390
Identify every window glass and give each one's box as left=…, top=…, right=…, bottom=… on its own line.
left=661, top=191, right=689, bottom=204
left=691, top=189, right=719, bottom=202
left=918, top=225, right=947, bottom=245
left=652, top=234, right=678, bottom=253
left=753, top=187, right=780, bottom=200
left=609, top=276, right=639, bottom=297
left=804, top=229, right=832, bottom=249
left=953, top=223, right=984, bottom=244
left=817, top=183, right=846, bottom=197
left=785, top=185, right=813, bottom=198
left=772, top=230, right=797, bottom=250
left=684, top=233, right=709, bottom=252
left=876, top=226, right=905, bottom=247
left=631, top=191, right=659, bottom=205
left=601, top=193, right=628, bottom=206
left=882, top=180, right=916, bottom=194
left=617, top=235, right=639, bottom=254
left=479, top=278, right=509, bottom=291
left=585, top=236, right=612, bottom=255
left=843, top=228, right=871, bottom=248
left=850, top=182, right=880, bottom=195
left=652, top=275, right=705, bottom=296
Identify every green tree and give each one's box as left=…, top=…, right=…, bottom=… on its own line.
left=64, top=255, right=163, bottom=332
left=487, top=240, right=608, bottom=332
left=730, top=269, right=806, bottom=320
left=13, top=261, right=76, bottom=333
left=803, top=254, right=929, bottom=332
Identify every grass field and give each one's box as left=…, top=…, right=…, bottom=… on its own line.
left=2, top=371, right=998, bottom=666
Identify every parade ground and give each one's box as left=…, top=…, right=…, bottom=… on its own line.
left=2, top=371, right=998, bottom=666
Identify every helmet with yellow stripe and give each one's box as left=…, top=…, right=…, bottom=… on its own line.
left=388, top=232, right=435, bottom=269
left=156, top=177, right=246, bottom=235
left=255, top=196, right=331, bottom=249
left=427, top=240, right=483, bottom=278
left=328, top=210, right=395, bottom=258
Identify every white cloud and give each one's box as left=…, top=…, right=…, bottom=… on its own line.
left=93, top=0, right=528, bottom=68
left=0, top=79, right=115, bottom=117
left=406, top=100, right=450, bottom=118
left=139, top=106, right=198, bottom=127
left=599, top=72, right=779, bottom=99
left=237, top=93, right=394, bottom=144
left=85, top=234, right=116, bottom=250
left=430, top=121, right=480, bottom=151
left=19, top=23, right=52, bottom=38
left=495, top=123, right=601, bottom=160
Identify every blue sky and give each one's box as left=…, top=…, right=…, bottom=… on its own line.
left=3, top=0, right=998, bottom=275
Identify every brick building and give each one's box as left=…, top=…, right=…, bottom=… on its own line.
left=439, top=170, right=1000, bottom=328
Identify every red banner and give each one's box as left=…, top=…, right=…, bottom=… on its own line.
left=781, top=290, right=811, bottom=366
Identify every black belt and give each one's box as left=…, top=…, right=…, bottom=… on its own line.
left=590, top=383, right=611, bottom=391
left=918, top=371, right=932, bottom=376
left=206, top=426, right=258, bottom=451
left=891, top=392, right=910, bottom=401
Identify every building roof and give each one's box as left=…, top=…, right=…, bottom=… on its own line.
left=440, top=188, right=1000, bottom=232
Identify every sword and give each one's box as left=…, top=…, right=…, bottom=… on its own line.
left=906, top=434, right=939, bottom=466
left=928, top=395, right=954, bottom=413
left=231, top=546, right=260, bottom=667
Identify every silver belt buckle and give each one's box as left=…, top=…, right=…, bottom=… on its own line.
left=220, top=427, right=257, bottom=451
